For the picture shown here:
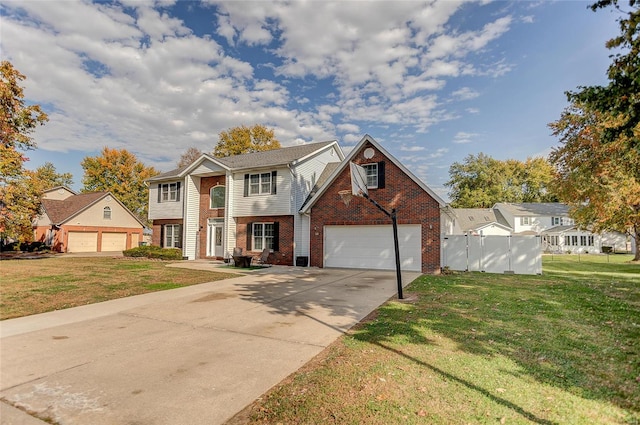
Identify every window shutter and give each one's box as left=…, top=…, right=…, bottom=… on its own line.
left=377, top=161, right=385, bottom=189
left=157, top=184, right=162, bottom=203
left=273, top=222, right=280, bottom=251
left=176, top=225, right=182, bottom=248
left=176, top=182, right=181, bottom=202
left=271, top=171, right=277, bottom=194
left=160, top=225, right=165, bottom=248
left=246, top=222, right=253, bottom=250
left=244, top=174, right=249, bottom=197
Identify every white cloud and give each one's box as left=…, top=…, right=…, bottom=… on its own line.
left=453, top=131, right=479, bottom=144
left=400, top=145, right=426, bottom=152
left=452, top=87, right=480, bottom=101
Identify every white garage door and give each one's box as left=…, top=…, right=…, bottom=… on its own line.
left=67, top=232, right=98, bottom=252
left=101, top=232, right=127, bottom=252
left=324, top=225, right=422, bottom=271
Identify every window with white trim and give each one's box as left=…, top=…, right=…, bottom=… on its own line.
left=249, top=173, right=272, bottom=195
left=520, top=217, right=531, bottom=225
left=164, top=224, right=181, bottom=248
left=252, top=223, right=274, bottom=251
left=210, top=185, right=225, bottom=209
left=103, top=206, right=111, bottom=220
left=552, top=217, right=560, bottom=226
left=160, top=183, right=180, bottom=202
left=362, top=163, right=378, bottom=188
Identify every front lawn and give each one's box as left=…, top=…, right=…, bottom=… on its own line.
left=231, top=254, right=639, bottom=424
left=0, top=257, right=238, bottom=320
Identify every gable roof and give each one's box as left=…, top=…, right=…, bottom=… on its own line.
left=300, top=134, right=446, bottom=213
left=494, top=203, right=569, bottom=217
left=41, top=191, right=144, bottom=227
left=148, top=140, right=339, bottom=182
left=453, top=208, right=512, bottom=232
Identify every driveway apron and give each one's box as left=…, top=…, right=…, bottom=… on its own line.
left=0, top=266, right=420, bottom=425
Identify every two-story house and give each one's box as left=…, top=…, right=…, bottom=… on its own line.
left=147, top=141, right=344, bottom=265
left=493, top=203, right=628, bottom=253
left=148, top=135, right=449, bottom=273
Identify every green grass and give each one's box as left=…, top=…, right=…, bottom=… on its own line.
left=235, top=254, right=639, bottom=425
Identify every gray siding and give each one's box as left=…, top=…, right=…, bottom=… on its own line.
left=148, top=182, right=184, bottom=220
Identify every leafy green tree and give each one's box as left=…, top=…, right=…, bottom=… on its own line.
left=27, top=162, right=73, bottom=192
left=81, top=148, right=158, bottom=223
left=177, top=146, right=203, bottom=167
left=445, top=153, right=556, bottom=208
left=213, top=124, right=281, bottom=157
left=0, top=61, right=48, bottom=242
left=549, top=0, right=640, bottom=261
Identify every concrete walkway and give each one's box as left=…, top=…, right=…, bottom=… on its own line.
left=1, top=264, right=419, bottom=425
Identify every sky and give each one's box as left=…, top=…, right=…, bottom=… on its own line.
left=1, top=0, right=621, bottom=200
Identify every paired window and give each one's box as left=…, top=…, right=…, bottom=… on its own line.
left=247, top=222, right=280, bottom=252
left=580, top=235, right=595, bottom=246
left=158, top=182, right=181, bottom=202
left=244, top=171, right=277, bottom=196
left=564, top=235, right=580, bottom=246
left=164, top=224, right=182, bottom=248
left=103, top=206, right=111, bottom=220
left=546, top=235, right=559, bottom=246
left=210, top=185, right=225, bottom=209
left=361, top=162, right=385, bottom=189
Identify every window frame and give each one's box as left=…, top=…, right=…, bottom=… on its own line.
left=520, top=216, right=531, bottom=226
left=362, top=163, right=378, bottom=189
left=552, top=217, right=560, bottom=226
left=210, top=185, right=225, bottom=209
left=159, top=182, right=180, bottom=202
left=103, top=206, right=111, bottom=220
left=249, top=173, right=272, bottom=196
left=252, top=222, right=274, bottom=251
left=164, top=224, right=182, bottom=248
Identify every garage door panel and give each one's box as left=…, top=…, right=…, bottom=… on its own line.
left=324, top=225, right=421, bottom=272
left=67, top=232, right=98, bottom=252
left=101, top=232, right=127, bottom=251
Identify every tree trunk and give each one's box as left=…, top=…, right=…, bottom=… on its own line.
left=634, top=230, right=640, bottom=262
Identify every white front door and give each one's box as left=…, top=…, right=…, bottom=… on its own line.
left=208, top=220, right=224, bottom=258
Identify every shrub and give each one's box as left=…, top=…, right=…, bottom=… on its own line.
left=602, top=246, right=613, bottom=254
left=123, top=245, right=183, bottom=260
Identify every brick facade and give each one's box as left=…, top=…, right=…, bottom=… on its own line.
left=309, top=141, right=441, bottom=274
left=151, top=219, right=183, bottom=247
left=235, top=215, right=295, bottom=266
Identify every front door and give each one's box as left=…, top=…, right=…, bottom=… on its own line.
left=207, top=220, right=224, bottom=258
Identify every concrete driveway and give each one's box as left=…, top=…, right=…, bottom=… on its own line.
left=1, top=265, right=420, bottom=425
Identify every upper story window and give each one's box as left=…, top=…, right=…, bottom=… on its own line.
left=159, top=182, right=181, bottom=202
left=520, top=216, right=531, bottom=225
left=210, top=185, right=225, bottom=209
left=361, top=162, right=385, bottom=189
left=552, top=217, right=560, bottom=226
left=103, top=206, right=111, bottom=220
left=244, top=171, right=277, bottom=196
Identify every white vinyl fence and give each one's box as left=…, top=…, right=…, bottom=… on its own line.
left=443, top=235, right=542, bottom=275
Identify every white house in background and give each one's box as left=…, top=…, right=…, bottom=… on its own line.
left=449, top=208, right=512, bottom=236
left=493, top=203, right=628, bottom=253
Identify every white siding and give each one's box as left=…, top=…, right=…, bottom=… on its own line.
left=191, top=159, right=225, bottom=175
left=184, top=175, right=200, bottom=260
left=232, top=168, right=291, bottom=217
left=148, top=182, right=184, bottom=220
left=225, top=172, right=237, bottom=258
left=291, top=146, right=342, bottom=257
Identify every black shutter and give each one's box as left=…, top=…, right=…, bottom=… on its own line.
left=157, top=184, right=162, bottom=203
left=160, top=225, right=165, bottom=248
left=247, top=222, right=253, bottom=250
left=176, top=224, right=182, bottom=248
left=176, top=182, right=181, bottom=202
left=377, top=161, right=385, bottom=189
left=271, top=171, right=277, bottom=194
left=273, top=222, right=280, bottom=251
left=244, top=174, right=250, bottom=197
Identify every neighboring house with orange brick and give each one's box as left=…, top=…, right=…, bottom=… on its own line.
left=33, top=186, right=144, bottom=253
left=147, top=135, right=450, bottom=274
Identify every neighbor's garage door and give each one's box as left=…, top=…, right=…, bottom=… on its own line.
left=67, top=231, right=98, bottom=252
left=101, top=232, right=127, bottom=251
left=324, top=225, right=421, bottom=271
